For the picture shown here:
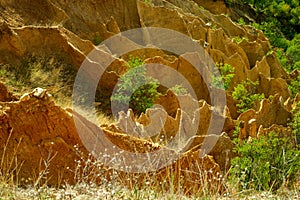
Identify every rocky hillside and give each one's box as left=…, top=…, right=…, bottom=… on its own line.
left=0, top=0, right=299, bottom=197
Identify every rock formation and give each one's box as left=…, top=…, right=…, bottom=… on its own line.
left=1, top=0, right=294, bottom=118
left=0, top=0, right=298, bottom=195
left=237, top=94, right=292, bottom=140
left=115, top=94, right=236, bottom=172
left=0, top=87, right=226, bottom=194
left=0, top=22, right=93, bottom=66
left=0, top=88, right=85, bottom=186
left=0, top=82, right=15, bottom=102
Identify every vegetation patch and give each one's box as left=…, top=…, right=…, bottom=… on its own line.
left=232, top=79, right=264, bottom=113
left=111, top=56, right=161, bottom=115
left=211, top=63, right=235, bottom=90
left=229, top=131, right=300, bottom=191
left=0, top=56, right=77, bottom=107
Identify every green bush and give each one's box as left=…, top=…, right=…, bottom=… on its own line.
left=287, top=45, right=300, bottom=63
left=211, top=63, right=235, bottom=90
left=252, top=20, right=290, bottom=50
left=286, top=34, right=300, bottom=65
left=294, top=61, right=300, bottom=71
left=275, top=48, right=293, bottom=72
left=289, top=75, right=300, bottom=97
left=111, top=56, right=161, bottom=114
left=230, top=131, right=300, bottom=191
left=237, top=17, right=246, bottom=25
left=232, top=79, right=264, bottom=113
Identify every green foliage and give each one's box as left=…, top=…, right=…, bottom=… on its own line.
left=252, top=19, right=290, bottom=50
left=242, top=0, right=300, bottom=39
left=232, top=121, right=241, bottom=139
left=232, top=79, right=264, bottom=113
left=211, top=63, right=235, bottom=90
left=126, top=56, right=145, bottom=69
left=230, top=131, right=300, bottom=191
left=111, top=56, right=161, bottom=114
left=228, top=0, right=300, bottom=74
left=291, top=102, right=300, bottom=145
left=170, top=84, right=188, bottom=95
left=275, top=48, right=293, bottom=72
left=294, top=61, right=300, bottom=70
left=237, top=17, right=246, bottom=25
left=286, top=34, right=300, bottom=69
left=289, top=75, right=300, bottom=97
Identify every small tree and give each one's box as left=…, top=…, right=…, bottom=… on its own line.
left=232, top=79, right=264, bottom=113
left=111, top=56, right=161, bottom=114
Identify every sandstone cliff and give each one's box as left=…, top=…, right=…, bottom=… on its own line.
left=0, top=0, right=298, bottom=194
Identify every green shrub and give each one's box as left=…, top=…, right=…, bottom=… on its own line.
left=230, top=131, right=300, bottom=191
left=294, top=61, right=300, bottom=71
left=275, top=48, right=293, bottom=72
left=237, top=18, right=246, bottom=25
left=211, top=63, right=235, bottom=90
left=232, top=79, right=264, bottom=113
left=252, top=19, right=290, bottom=50
left=111, top=56, right=161, bottom=114
left=287, top=45, right=300, bottom=64
left=286, top=34, right=300, bottom=67
left=289, top=75, right=300, bottom=97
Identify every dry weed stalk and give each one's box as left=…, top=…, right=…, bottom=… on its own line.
left=0, top=129, right=24, bottom=185
left=33, top=149, right=58, bottom=189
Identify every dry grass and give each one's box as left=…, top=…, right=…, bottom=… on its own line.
left=0, top=56, right=76, bottom=105
left=0, top=184, right=298, bottom=200
left=97, top=112, right=115, bottom=125
left=0, top=129, right=224, bottom=199
left=0, top=135, right=299, bottom=199
left=0, top=131, right=299, bottom=199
